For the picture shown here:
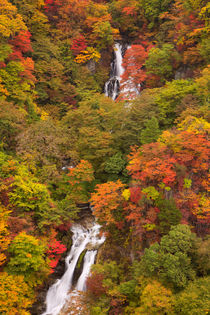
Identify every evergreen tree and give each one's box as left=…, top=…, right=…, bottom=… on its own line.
left=140, top=116, right=160, bottom=144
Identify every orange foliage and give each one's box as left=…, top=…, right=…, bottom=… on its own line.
left=0, top=272, right=34, bottom=314
left=90, top=180, right=125, bottom=226
left=127, top=143, right=177, bottom=187
left=0, top=205, right=10, bottom=267
left=120, top=45, right=149, bottom=98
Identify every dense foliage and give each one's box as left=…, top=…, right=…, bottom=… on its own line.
left=0, top=0, right=209, bottom=314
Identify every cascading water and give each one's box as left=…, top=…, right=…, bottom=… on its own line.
left=42, top=223, right=105, bottom=315
left=105, top=43, right=140, bottom=100
left=104, top=42, right=125, bottom=100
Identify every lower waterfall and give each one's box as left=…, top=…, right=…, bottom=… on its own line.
left=42, top=222, right=105, bottom=315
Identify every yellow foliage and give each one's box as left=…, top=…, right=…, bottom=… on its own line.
left=75, top=47, right=101, bottom=64
left=0, top=0, right=27, bottom=38
left=0, top=205, right=10, bottom=266
left=158, top=130, right=182, bottom=153
left=195, top=194, right=210, bottom=220
left=135, top=280, right=174, bottom=314
left=178, top=115, right=210, bottom=134
left=0, top=272, right=34, bottom=314
left=122, top=189, right=131, bottom=201
left=195, top=66, right=210, bottom=101
left=0, top=77, right=8, bottom=96
left=34, top=104, right=49, bottom=120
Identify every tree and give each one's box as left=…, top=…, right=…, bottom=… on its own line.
left=46, top=229, right=67, bottom=273
left=156, top=197, right=182, bottom=235
left=86, top=272, right=106, bottom=297
left=0, top=99, right=27, bottom=151
left=9, top=167, right=60, bottom=229
left=7, top=232, right=49, bottom=285
left=0, top=272, right=34, bottom=315
left=71, top=34, right=87, bottom=56
left=192, top=237, right=210, bottom=276
left=174, top=276, right=210, bottom=314
left=145, top=44, right=180, bottom=83
left=155, top=79, right=197, bottom=127
left=67, top=159, right=95, bottom=203
left=0, top=0, right=27, bottom=38
left=140, top=116, right=160, bottom=144
left=127, top=143, right=177, bottom=187
left=139, top=0, right=173, bottom=29
left=104, top=152, right=127, bottom=182
left=0, top=205, right=10, bottom=266
left=16, top=118, right=71, bottom=177
left=90, top=180, right=125, bottom=227
left=135, top=280, right=174, bottom=314
left=109, top=0, right=140, bottom=37
left=140, top=225, right=196, bottom=288
left=87, top=260, right=123, bottom=312
left=62, top=93, right=124, bottom=174
left=120, top=45, right=149, bottom=98
left=113, top=89, right=159, bottom=152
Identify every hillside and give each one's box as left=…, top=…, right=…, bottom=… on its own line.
left=0, top=0, right=209, bottom=314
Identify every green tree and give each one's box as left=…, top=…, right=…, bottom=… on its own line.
left=139, top=0, right=173, bottom=29
left=140, top=116, right=161, bottom=144
left=62, top=94, right=125, bottom=175
left=7, top=232, right=49, bottom=285
left=104, top=152, right=127, bottom=181
left=156, top=197, right=182, bottom=235
left=113, top=89, right=159, bottom=152
left=146, top=44, right=180, bottom=82
left=9, top=165, right=61, bottom=229
left=155, top=79, right=197, bottom=127
left=174, top=276, right=210, bottom=314
left=140, top=225, right=196, bottom=288
left=192, top=237, right=210, bottom=276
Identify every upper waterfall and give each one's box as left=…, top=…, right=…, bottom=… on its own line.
left=104, top=42, right=125, bottom=100
left=104, top=43, right=140, bottom=100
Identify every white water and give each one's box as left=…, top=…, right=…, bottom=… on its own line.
left=104, top=42, right=125, bottom=100
left=105, top=43, right=140, bottom=100
left=42, top=223, right=105, bottom=315
left=76, top=250, right=97, bottom=291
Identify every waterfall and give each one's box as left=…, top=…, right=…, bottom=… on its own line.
left=105, top=43, right=141, bottom=100
left=104, top=42, right=125, bottom=100
left=42, top=223, right=105, bottom=315
left=76, top=250, right=97, bottom=291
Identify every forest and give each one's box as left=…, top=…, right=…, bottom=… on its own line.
left=0, top=0, right=209, bottom=314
